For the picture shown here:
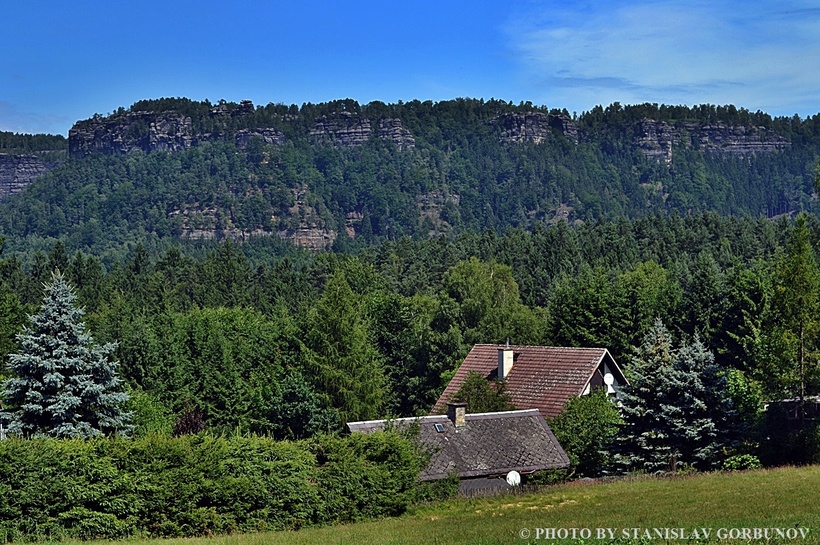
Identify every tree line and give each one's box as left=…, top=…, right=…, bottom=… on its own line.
left=0, top=212, right=818, bottom=442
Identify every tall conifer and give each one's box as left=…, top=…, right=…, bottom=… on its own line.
left=1, top=272, right=131, bottom=438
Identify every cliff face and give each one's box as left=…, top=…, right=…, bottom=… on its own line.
left=494, top=112, right=579, bottom=144
left=234, top=128, right=285, bottom=149
left=309, top=112, right=415, bottom=150
left=494, top=113, right=790, bottom=163
left=0, top=154, right=55, bottom=200
left=69, top=111, right=196, bottom=158
left=635, top=119, right=790, bottom=164
left=69, top=104, right=416, bottom=158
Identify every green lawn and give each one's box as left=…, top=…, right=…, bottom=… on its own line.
left=79, top=466, right=820, bottom=545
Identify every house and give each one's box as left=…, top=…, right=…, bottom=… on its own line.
left=765, top=396, right=820, bottom=430
left=347, top=403, right=570, bottom=494
left=432, top=344, right=628, bottom=419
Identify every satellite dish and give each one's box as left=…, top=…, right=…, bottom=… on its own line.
left=604, top=373, right=615, bottom=386
left=506, top=470, right=521, bottom=487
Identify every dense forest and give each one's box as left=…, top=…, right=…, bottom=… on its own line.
left=1, top=212, right=818, bottom=446
left=3, top=97, right=820, bottom=539
left=2, top=98, right=820, bottom=263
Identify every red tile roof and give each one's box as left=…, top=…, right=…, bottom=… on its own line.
left=432, top=344, right=625, bottom=418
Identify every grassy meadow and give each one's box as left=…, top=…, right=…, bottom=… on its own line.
left=66, top=465, right=820, bottom=545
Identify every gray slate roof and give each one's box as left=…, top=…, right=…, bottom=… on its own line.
left=347, top=409, right=570, bottom=481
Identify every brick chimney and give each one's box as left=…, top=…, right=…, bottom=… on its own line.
left=498, top=340, right=514, bottom=380
left=447, top=401, right=467, bottom=428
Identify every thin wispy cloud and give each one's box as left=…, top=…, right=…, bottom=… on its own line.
left=0, top=102, right=71, bottom=135
left=507, top=0, right=820, bottom=115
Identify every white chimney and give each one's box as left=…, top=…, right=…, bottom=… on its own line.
left=498, top=341, right=514, bottom=380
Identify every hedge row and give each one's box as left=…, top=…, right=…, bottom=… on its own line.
left=0, top=432, right=425, bottom=541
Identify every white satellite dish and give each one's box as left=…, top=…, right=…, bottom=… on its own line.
left=506, top=470, right=521, bottom=487
left=604, top=373, right=615, bottom=386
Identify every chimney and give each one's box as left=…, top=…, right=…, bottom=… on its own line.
left=447, top=401, right=467, bottom=428
left=498, top=340, right=514, bottom=380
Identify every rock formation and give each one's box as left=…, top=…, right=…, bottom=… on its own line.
left=494, top=112, right=579, bottom=144
left=69, top=101, right=415, bottom=157
left=234, top=128, right=286, bottom=149
left=494, top=112, right=789, bottom=163
left=69, top=111, right=195, bottom=158
left=310, top=112, right=415, bottom=149
left=0, top=154, right=55, bottom=200
left=376, top=118, right=415, bottom=150
left=634, top=118, right=790, bottom=164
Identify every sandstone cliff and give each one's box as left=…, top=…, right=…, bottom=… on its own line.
left=493, top=112, right=579, bottom=145
left=0, top=154, right=56, bottom=200
left=310, top=112, right=415, bottom=150
left=494, top=112, right=790, bottom=164
left=69, top=103, right=416, bottom=157
left=634, top=118, right=790, bottom=164
left=69, top=111, right=196, bottom=158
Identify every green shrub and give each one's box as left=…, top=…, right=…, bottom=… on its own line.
left=0, top=431, right=425, bottom=540
left=548, top=390, right=623, bottom=477
left=524, top=468, right=571, bottom=486
left=311, top=431, right=426, bottom=523
left=416, top=473, right=460, bottom=502
left=722, top=454, right=763, bottom=471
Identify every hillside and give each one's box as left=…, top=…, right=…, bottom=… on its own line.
left=1, top=98, right=819, bottom=257
left=0, top=131, right=66, bottom=200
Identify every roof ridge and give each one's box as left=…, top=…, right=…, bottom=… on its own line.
left=472, top=344, right=607, bottom=350
left=466, top=408, right=541, bottom=417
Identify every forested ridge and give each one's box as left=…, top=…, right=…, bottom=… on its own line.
left=0, top=95, right=820, bottom=436
left=2, top=98, right=820, bottom=260
left=1, top=98, right=820, bottom=519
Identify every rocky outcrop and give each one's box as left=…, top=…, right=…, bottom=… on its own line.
left=376, top=118, right=415, bottom=150
left=234, top=128, right=285, bottom=149
left=69, top=111, right=195, bottom=158
left=210, top=99, right=255, bottom=118
left=277, top=228, right=337, bottom=250
left=310, top=112, right=415, bottom=149
left=494, top=112, right=579, bottom=145
left=0, top=154, right=55, bottom=199
left=310, top=112, right=372, bottom=147
left=635, top=119, right=790, bottom=164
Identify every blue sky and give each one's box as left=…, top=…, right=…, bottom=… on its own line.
left=2, top=0, right=820, bottom=135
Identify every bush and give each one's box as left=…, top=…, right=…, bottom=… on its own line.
left=311, top=431, right=426, bottom=523
left=722, top=454, right=763, bottom=471
left=549, top=390, right=622, bottom=477
left=416, top=473, right=460, bottom=502
left=0, top=431, right=426, bottom=540
left=524, top=468, right=571, bottom=486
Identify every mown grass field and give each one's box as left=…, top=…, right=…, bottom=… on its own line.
left=77, top=466, right=820, bottom=545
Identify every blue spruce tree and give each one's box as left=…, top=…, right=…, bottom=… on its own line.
left=616, top=319, right=737, bottom=472
left=615, top=319, right=678, bottom=472
left=1, top=272, right=131, bottom=438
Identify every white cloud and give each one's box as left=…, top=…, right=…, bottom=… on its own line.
left=506, top=0, right=820, bottom=115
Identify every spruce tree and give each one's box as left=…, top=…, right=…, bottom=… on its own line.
left=616, top=319, right=737, bottom=472
left=1, top=272, right=131, bottom=438
left=615, top=319, right=677, bottom=472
